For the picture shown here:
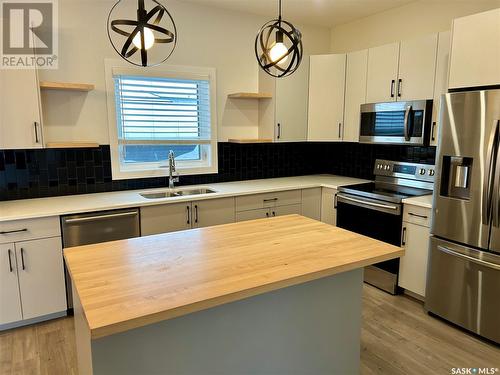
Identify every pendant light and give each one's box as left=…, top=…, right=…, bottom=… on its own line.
left=255, top=0, right=303, bottom=78
left=107, top=0, right=177, bottom=67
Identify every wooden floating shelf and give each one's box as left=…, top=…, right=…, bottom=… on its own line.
left=227, top=92, right=272, bottom=99
left=46, top=142, right=100, bottom=149
left=228, top=139, right=273, bottom=144
left=40, top=81, right=95, bottom=92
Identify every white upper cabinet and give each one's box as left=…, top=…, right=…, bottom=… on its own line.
left=449, top=8, right=500, bottom=89
left=397, top=33, right=438, bottom=101
left=258, top=61, right=309, bottom=142
left=431, top=31, right=451, bottom=146
left=0, top=67, right=43, bottom=149
left=366, top=42, right=400, bottom=103
left=344, top=49, right=368, bottom=142
left=366, top=35, right=438, bottom=103
left=307, top=54, right=346, bottom=142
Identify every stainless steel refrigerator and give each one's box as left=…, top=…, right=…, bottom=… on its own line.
left=426, top=89, right=500, bottom=344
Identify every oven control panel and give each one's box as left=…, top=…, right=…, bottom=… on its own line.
left=374, top=159, right=435, bottom=182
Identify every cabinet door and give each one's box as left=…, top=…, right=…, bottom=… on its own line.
left=399, top=222, right=431, bottom=297
left=141, top=203, right=193, bottom=236
left=301, top=188, right=321, bottom=221
left=431, top=31, right=451, bottom=146
left=448, top=8, right=500, bottom=89
left=236, top=208, right=271, bottom=222
left=344, top=50, right=368, bottom=142
left=398, top=33, right=438, bottom=101
left=0, top=243, right=22, bottom=325
left=275, top=60, right=309, bottom=142
left=0, top=67, right=43, bottom=150
left=271, top=204, right=302, bottom=217
left=192, top=197, right=235, bottom=229
left=16, top=238, right=66, bottom=319
left=320, top=188, right=337, bottom=226
left=366, top=42, right=400, bottom=103
left=307, top=54, right=346, bottom=142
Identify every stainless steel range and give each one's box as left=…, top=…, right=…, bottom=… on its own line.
left=336, top=159, right=435, bottom=294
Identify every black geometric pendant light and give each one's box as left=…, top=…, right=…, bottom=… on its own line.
left=255, top=0, right=303, bottom=78
left=107, top=0, right=177, bottom=67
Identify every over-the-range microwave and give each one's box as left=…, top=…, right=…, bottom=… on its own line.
left=359, top=100, right=433, bottom=145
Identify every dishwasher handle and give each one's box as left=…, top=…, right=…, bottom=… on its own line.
left=63, top=211, right=139, bottom=224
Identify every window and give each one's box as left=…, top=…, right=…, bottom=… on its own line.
left=105, top=61, right=217, bottom=180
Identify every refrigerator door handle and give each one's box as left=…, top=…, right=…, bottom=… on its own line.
left=482, top=120, right=499, bottom=225
left=493, top=120, right=500, bottom=227
left=437, top=245, right=500, bottom=270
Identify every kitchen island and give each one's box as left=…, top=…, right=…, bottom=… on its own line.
left=65, top=215, right=403, bottom=375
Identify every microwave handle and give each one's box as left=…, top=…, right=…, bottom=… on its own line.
left=403, top=105, right=412, bottom=141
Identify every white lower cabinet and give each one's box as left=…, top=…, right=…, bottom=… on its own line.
left=320, top=188, right=338, bottom=226
left=1, top=234, right=66, bottom=328
left=192, top=198, right=236, bottom=229
left=301, top=188, right=321, bottom=220
left=16, top=238, right=66, bottom=320
left=399, top=205, right=432, bottom=298
left=0, top=243, right=23, bottom=325
left=141, top=198, right=236, bottom=236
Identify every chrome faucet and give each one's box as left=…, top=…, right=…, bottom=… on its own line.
left=168, top=150, right=179, bottom=189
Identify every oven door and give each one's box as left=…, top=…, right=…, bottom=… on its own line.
left=336, top=193, right=403, bottom=294
left=359, top=100, right=432, bottom=145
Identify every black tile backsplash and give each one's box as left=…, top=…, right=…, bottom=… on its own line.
left=0, top=142, right=435, bottom=201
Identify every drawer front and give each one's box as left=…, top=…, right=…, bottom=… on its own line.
left=236, top=208, right=271, bottom=222
left=0, top=217, right=61, bottom=244
left=403, top=205, right=431, bottom=227
left=235, top=190, right=302, bottom=212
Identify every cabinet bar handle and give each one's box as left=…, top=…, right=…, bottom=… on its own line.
left=34, top=122, right=40, bottom=143
left=390, top=80, right=395, bottom=98
left=338, top=123, right=342, bottom=139
left=397, top=79, right=402, bottom=97
left=266, top=212, right=269, bottom=217
left=334, top=193, right=338, bottom=209
left=272, top=211, right=276, bottom=217
left=7, top=249, right=13, bottom=272
left=408, top=212, right=428, bottom=219
left=277, top=123, right=281, bottom=139
left=402, top=227, right=407, bottom=246
left=431, top=121, right=436, bottom=141
left=186, top=206, right=191, bottom=225
left=20, top=248, right=26, bottom=270
left=0, top=228, right=28, bottom=235
left=194, top=205, right=199, bottom=224
left=263, top=198, right=278, bottom=203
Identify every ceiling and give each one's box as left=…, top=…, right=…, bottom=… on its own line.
left=180, top=0, right=416, bottom=28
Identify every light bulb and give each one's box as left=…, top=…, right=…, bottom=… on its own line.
left=132, top=27, right=155, bottom=50
left=269, top=42, right=288, bottom=64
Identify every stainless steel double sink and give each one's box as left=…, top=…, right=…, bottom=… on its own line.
left=140, top=188, right=217, bottom=199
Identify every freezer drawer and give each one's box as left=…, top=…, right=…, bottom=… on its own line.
left=425, top=236, right=500, bottom=344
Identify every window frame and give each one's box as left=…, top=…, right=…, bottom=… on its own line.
left=104, top=59, right=218, bottom=180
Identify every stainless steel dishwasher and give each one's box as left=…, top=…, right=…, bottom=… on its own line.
left=61, top=208, right=140, bottom=309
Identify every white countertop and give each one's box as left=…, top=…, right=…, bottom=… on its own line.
left=402, top=194, right=433, bottom=209
left=0, top=175, right=369, bottom=222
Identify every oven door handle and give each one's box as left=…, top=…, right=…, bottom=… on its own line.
left=337, top=194, right=400, bottom=213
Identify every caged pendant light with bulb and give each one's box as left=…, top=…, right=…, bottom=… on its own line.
left=255, top=0, right=303, bottom=78
left=107, top=0, right=177, bottom=67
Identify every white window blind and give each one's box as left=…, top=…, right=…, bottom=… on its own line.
left=113, top=75, right=212, bottom=145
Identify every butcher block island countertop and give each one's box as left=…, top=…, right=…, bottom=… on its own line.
left=65, top=214, right=403, bottom=340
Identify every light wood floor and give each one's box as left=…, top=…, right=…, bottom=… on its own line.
left=1, top=284, right=499, bottom=375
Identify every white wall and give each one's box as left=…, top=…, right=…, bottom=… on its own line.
left=330, top=0, right=500, bottom=52
left=40, top=0, right=330, bottom=144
